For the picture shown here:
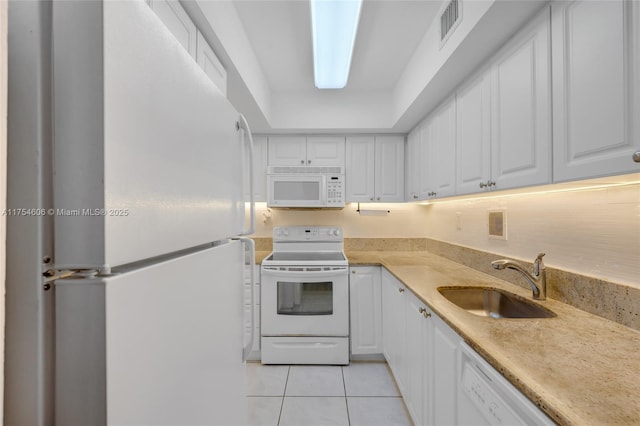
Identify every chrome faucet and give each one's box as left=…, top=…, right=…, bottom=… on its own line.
left=491, top=253, right=547, bottom=300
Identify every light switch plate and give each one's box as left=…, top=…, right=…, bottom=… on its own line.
left=488, top=210, right=507, bottom=240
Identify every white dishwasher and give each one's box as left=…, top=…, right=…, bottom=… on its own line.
left=458, top=342, right=555, bottom=426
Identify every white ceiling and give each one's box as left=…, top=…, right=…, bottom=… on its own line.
left=232, top=0, right=441, bottom=92
left=193, top=0, right=549, bottom=133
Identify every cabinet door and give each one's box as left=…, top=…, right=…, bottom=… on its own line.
left=381, top=269, right=407, bottom=394
left=244, top=135, right=267, bottom=202
left=430, top=97, right=457, bottom=198
left=349, top=267, right=382, bottom=355
left=381, top=270, right=394, bottom=365
left=552, top=1, right=640, bottom=181
left=374, top=136, right=405, bottom=202
left=244, top=264, right=261, bottom=361
left=405, top=127, right=421, bottom=201
left=431, top=315, right=460, bottom=426
left=267, top=136, right=306, bottom=166
left=492, top=8, right=551, bottom=190
left=456, top=70, right=491, bottom=195
left=307, top=136, right=346, bottom=166
left=419, top=119, right=434, bottom=199
left=148, top=0, right=197, bottom=58
left=346, top=136, right=376, bottom=202
left=196, top=31, right=227, bottom=97
left=405, top=292, right=426, bottom=426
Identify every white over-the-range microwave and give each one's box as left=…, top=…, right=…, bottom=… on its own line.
left=267, top=166, right=345, bottom=208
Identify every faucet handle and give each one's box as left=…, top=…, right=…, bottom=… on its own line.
left=534, top=253, right=546, bottom=274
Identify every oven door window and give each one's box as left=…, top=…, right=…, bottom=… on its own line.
left=277, top=281, right=333, bottom=315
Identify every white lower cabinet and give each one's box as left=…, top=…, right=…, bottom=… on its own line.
left=244, top=264, right=260, bottom=360
left=349, top=266, right=383, bottom=356
left=430, top=313, right=461, bottom=425
left=381, top=268, right=407, bottom=395
left=402, top=289, right=460, bottom=426
left=381, top=268, right=551, bottom=426
left=405, top=291, right=430, bottom=425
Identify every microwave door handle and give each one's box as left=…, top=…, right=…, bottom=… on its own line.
left=238, top=114, right=255, bottom=236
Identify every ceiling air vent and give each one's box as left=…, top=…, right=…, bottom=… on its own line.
left=440, top=0, right=461, bottom=46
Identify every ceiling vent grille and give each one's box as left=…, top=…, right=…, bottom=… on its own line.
left=440, top=0, right=461, bottom=45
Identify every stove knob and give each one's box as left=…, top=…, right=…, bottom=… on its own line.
left=333, top=229, right=341, bottom=236
left=283, top=229, right=289, bottom=236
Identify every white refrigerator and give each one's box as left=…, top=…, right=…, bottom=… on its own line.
left=44, top=1, right=254, bottom=424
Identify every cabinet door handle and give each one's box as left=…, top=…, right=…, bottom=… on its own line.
left=398, top=288, right=405, bottom=293
left=377, top=197, right=380, bottom=201
left=300, top=159, right=305, bottom=164
left=418, top=307, right=426, bottom=314
left=423, top=311, right=431, bottom=319
left=413, top=195, right=418, bottom=199
left=351, top=270, right=356, bottom=274
left=633, top=151, right=640, bottom=163
left=308, top=160, right=311, bottom=164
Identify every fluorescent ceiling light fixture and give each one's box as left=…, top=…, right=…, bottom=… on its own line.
left=311, top=0, right=362, bottom=89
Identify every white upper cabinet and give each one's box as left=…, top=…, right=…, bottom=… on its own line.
left=375, top=136, right=405, bottom=202
left=267, top=136, right=307, bottom=166
left=196, top=31, right=227, bottom=97
left=345, top=136, right=376, bottom=202
left=244, top=135, right=268, bottom=202
left=306, top=136, right=346, bottom=166
left=346, top=136, right=404, bottom=202
left=268, top=136, right=345, bottom=167
left=148, top=0, right=197, bottom=58
left=420, top=96, right=456, bottom=200
left=552, top=0, right=640, bottom=181
left=405, top=127, right=421, bottom=201
left=456, top=70, right=492, bottom=195
left=455, top=7, right=551, bottom=195
left=491, top=8, right=551, bottom=190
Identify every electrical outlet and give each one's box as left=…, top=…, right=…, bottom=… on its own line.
left=488, top=210, right=507, bottom=240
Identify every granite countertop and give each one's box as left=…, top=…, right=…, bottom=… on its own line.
left=347, top=251, right=640, bottom=426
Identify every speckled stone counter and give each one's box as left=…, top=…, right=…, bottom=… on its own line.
left=347, top=251, right=640, bottom=426
left=255, top=251, right=270, bottom=264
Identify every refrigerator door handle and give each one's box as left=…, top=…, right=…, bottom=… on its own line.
left=238, top=114, right=255, bottom=236
left=237, top=237, right=256, bottom=361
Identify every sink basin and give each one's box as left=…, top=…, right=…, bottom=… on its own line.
left=437, top=287, right=556, bottom=319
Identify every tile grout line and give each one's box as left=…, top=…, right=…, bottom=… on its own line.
left=277, top=365, right=290, bottom=426
left=342, top=366, right=351, bottom=426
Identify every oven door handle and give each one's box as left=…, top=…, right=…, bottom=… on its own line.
left=261, top=267, right=348, bottom=278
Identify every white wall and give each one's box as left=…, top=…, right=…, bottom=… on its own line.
left=423, top=182, right=640, bottom=288
left=250, top=202, right=429, bottom=238
left=0, top=0, right=7, bottom=418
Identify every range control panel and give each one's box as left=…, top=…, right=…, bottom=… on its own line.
left=273, top=226, right=343, bottom=242
left=326, top=175, right=344, bottom=206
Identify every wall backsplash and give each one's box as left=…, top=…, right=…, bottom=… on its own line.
left=249, top=202, right=430, bottom=238
left=248, top=180, right=639, bottom=289
left=423, top=182, right=640, bottom=289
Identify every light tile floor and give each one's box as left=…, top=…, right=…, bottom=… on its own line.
left=246, top=362, right=413, bottom=426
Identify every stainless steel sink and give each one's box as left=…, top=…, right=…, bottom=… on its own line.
left=437, top=287, right=556, bottom=319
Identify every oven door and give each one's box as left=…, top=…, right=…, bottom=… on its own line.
left=267, top=174, right=326, bottom=208
left=261, top=266, right=349, bottom=336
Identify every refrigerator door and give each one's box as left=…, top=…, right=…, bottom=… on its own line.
left=52, top=1, right=245, bottom=270
left=55, top=241, right=246, bottom=426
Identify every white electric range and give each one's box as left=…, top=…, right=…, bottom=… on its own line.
left=261, top=226, right=349, bottom=365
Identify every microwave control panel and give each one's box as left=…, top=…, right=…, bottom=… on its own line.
left=326, top=175, right=345, bottom=205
